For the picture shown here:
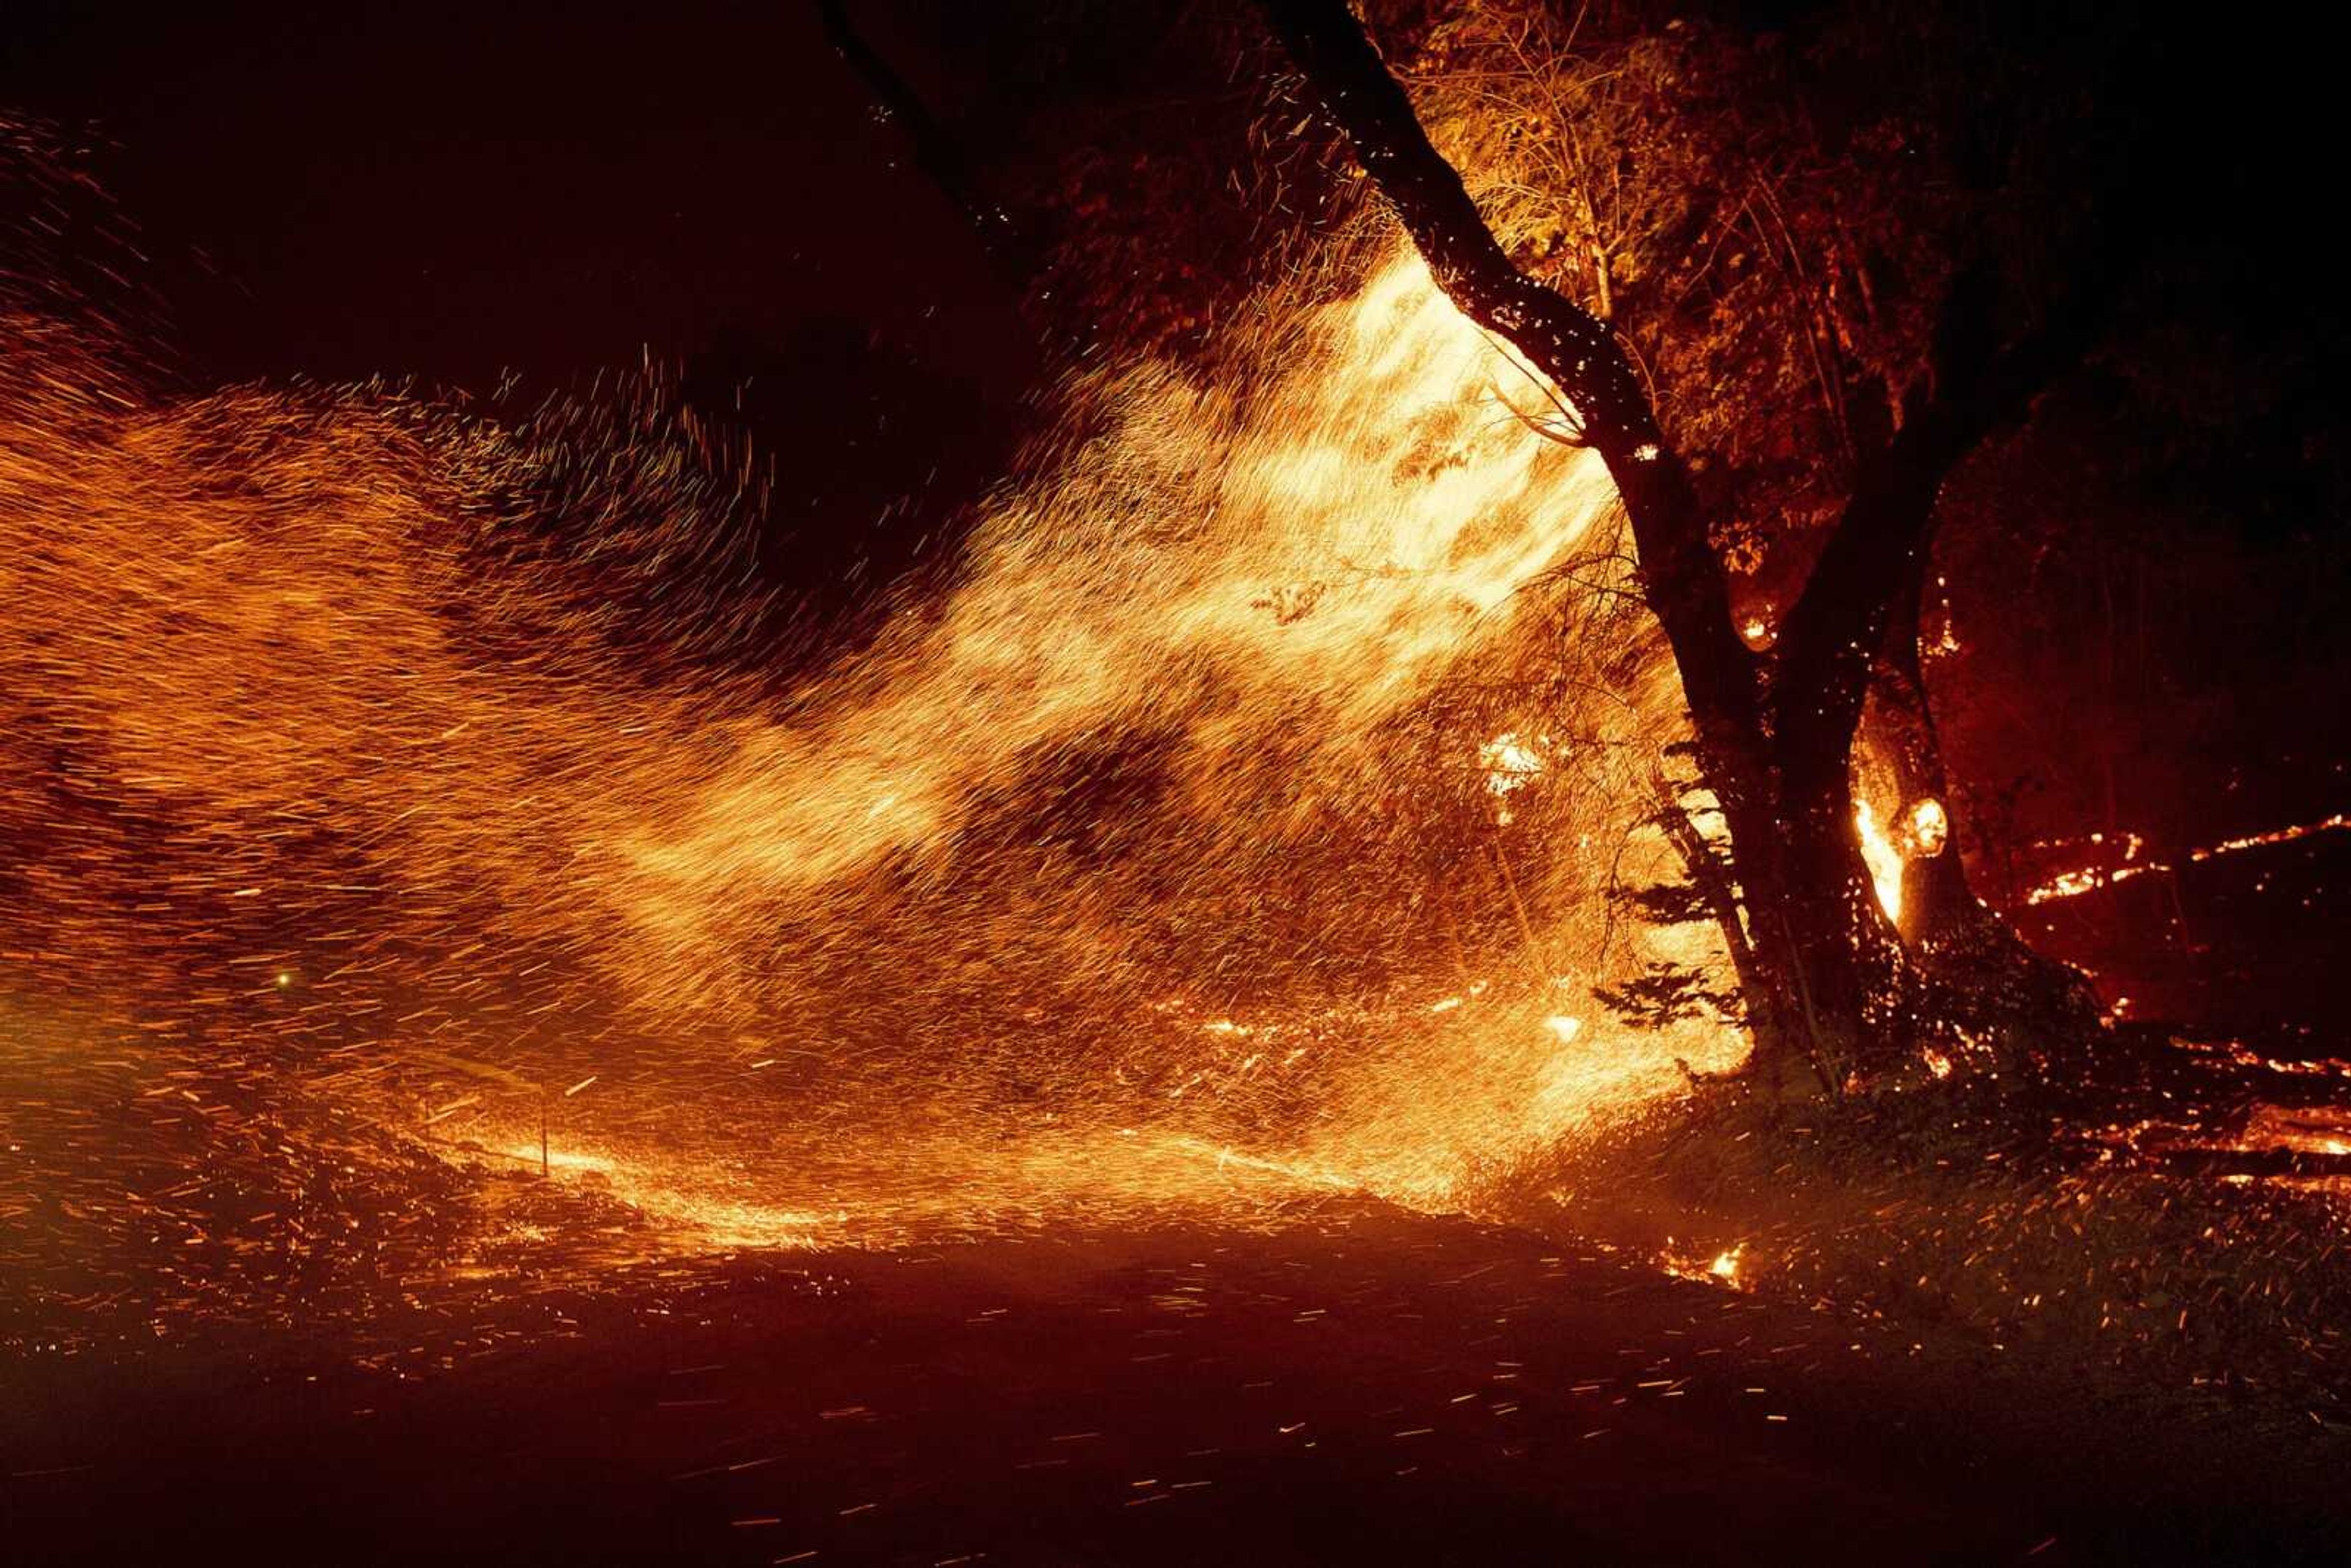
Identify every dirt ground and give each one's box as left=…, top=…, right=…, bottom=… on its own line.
left=5, top=1200, right=2345, bottom=1566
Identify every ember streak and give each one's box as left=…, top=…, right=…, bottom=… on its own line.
left=2022, top=813, right=2351, bottom=906
left=1, top=231, right=1757, bottom=1317
left=4, top=1, right=2350, bottom=1561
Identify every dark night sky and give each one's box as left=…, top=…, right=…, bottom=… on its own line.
left=2, top=0, right=1033, bottom=399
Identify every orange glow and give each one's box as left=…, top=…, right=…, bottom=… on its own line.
left=1854, top=792, right=1948, bottom=925
left=2023, top=812, right=2349, bottom=905
left=1, top=238, right=1758, bottom=1301
left=1909, top=798, right=1949, bottom=857
left=1856, top=800, right=1905, bottom=923
left=1660, top=1239, right=1749, bottom=1288
left=1479, top=732, right=1544, bottom=822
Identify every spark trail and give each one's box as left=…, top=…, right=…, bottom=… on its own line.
left=2, top=205, right=1744, bottom=1327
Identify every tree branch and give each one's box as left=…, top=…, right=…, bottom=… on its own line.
left=817, top=0, right=1030, bottom=283
left=1256, top=0, right=1760, bottom=750
left=1774, top=236, right=2143, bottom=781
left=1258, top=0, right=1644, bottom=449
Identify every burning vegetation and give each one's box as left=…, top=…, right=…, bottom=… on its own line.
left=3, top=0, right=2350, bottom=1514
left=3, top=132, right=1760, bottom=1342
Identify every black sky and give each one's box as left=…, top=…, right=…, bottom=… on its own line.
left=2, top=0, right=1033, bottom=399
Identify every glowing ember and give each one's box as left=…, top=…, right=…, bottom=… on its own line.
left=2237, top=1104, right=2351, bottom=1159
left=0, top=237, right=1750, bottom=1316
left=1659, top=1239, right=1749, bottom=1288
left=2023, top=812, right=2349, bottom=904
left=1909, top=798, right=1949, bottom=857
left=1479, top=732, right=1545, bottom=823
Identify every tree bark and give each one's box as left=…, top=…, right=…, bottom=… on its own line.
left=1861, top=561, right=1973, bottom=942
left=1866, top=559, right=2107, bottom=1059
left=1652, top=788, right=1831, bottom=1096
left=1258, top=0, right=2123, bottom=1090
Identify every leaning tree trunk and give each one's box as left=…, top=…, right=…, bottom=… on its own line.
left=1258, top=0, right=2126, bottom=1095
left=1257, top=0, right=1886, bottom=1093
left=1652, top=785, right=1826, bottom=1096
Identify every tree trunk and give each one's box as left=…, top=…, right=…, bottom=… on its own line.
left=1864, top=560, right=2107, bottom=1067
left=1861, top=565, right=1974, bottom=943
left=1257, top=0, right=2124, bottom=1094
left=1652, top=789, right=1826, bottom=1096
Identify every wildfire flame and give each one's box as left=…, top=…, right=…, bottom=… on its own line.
left=1910, top=798, right=1949, bottom=857
left=2, top=217, right=1757, bottom=1316
left=1852, top=791, right=1948, bottom=926
left=2023, top=813, right=2349, bottom=906
left=1856, top=800, right=1906, bottom=924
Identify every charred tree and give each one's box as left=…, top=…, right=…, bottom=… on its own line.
left=1258, top=0, right=2124, bottom=1093
left=1864, top=566, right=2105, bottom=1057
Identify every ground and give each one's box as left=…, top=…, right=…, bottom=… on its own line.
left=7, top=1200, right=2345, bottom=1566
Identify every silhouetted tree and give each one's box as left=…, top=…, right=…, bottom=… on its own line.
left=1257, top=0, right=2131, bottom=1092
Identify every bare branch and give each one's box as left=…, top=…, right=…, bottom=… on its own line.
left=817, top=0, right=1030, bottom=282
